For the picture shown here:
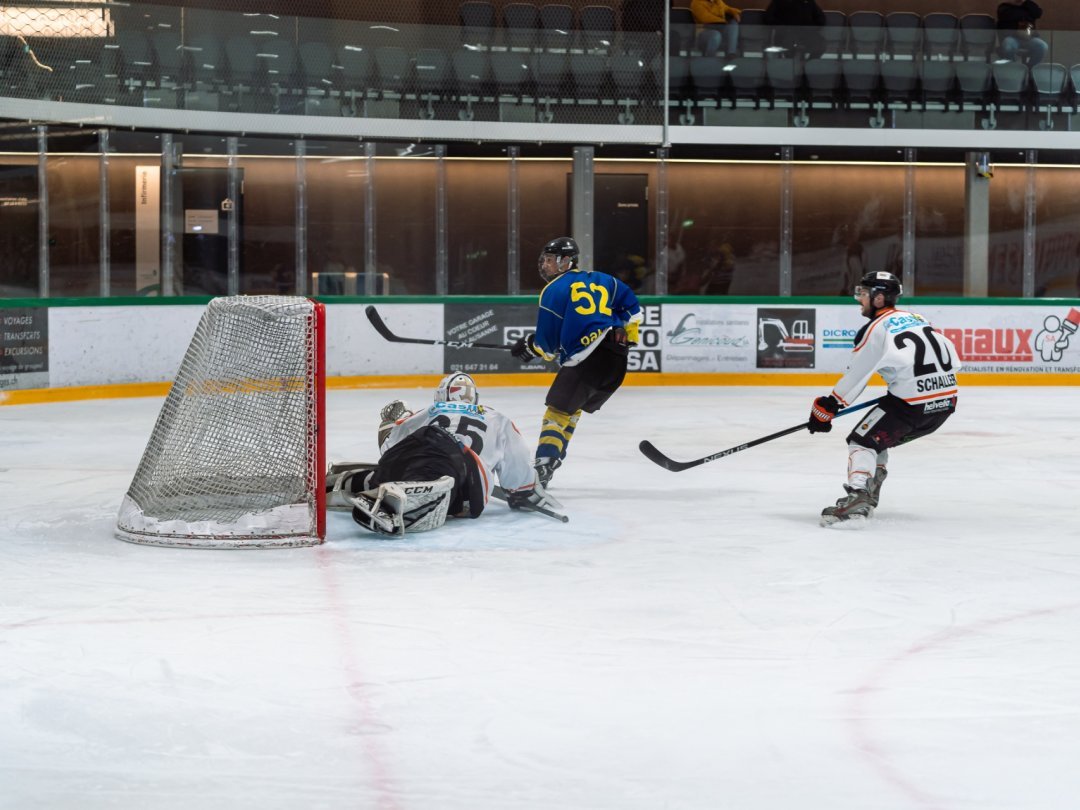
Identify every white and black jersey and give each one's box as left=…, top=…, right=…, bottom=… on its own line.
left=832, top=307, right=961, bottom=408
left=381, top=402, right=536, bottom=501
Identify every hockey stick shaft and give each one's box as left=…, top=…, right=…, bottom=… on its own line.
left=491, top=485, right=570, bottom=523
left=366, top=305, right=511, bottom=351
left=639, top=398, right=881, bottom=472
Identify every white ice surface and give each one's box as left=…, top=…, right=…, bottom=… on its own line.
left=2, top=386, right=1080, bottom=810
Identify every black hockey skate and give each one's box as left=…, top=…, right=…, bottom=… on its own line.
left=820, top=485, right=875, bottom=527
left=533, top=457, right=561, bottom=488
left=866, top=467, right=888, bottom=508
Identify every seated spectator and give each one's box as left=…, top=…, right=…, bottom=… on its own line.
left=690, top=0, right=742, bottom=57
left=996, top=0, right=1048, bottom=67
left=764, top=0, right=826, bottom=57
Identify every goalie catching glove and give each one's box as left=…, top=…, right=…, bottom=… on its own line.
left=511, top=334, right=543, bottom=363
left=808, top=395, right=840, bottom=433
left=506, top=478, right=562, bottom=512
left=377, top=399, right=414, bottom=447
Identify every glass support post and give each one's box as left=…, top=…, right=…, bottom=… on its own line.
left=654, top=147, right=669, bottom=295
left=226, top=136, right=239, bottom=295
left=364, top=141, right=377, bottom=296
left=295, top=138, right=307, bottom=296
left=572, top=146, right=595, bottom=271
left=964, top=151, right=991, bottom=297
left=37, top=125, right=49, bottom=297
left=98, top=129, right=110, bottom=297
left=161, top=133, right=176, bottom=296
left=435, top=144, right=448, bottom=296
left=903, top=147, right=916, bottom=295
left=508, top=145, right=520, bottom=295
left=779, top=145, right=793, bottom=296
left=1023, top=149, right=1037, bottom=298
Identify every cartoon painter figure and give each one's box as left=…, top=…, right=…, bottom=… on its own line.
left=1035, top=315, right=1065, bottom=362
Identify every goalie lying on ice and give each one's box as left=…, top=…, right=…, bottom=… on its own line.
left=326, top=373, right=560, bottom=536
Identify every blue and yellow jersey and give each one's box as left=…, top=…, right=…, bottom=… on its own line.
left=534, top=269, right=643, bottom=365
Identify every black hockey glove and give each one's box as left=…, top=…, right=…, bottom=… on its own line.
left=511, top=334, right=542, bottom=363
left=808, top=395, right=840, bottom=434
left=507, top=481, right=561, bottom=512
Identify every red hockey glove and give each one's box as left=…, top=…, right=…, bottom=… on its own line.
left=808, top=395, right=840, bottom=434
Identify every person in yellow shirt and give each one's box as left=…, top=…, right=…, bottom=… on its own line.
left=690, top=0, right=742, bottom=56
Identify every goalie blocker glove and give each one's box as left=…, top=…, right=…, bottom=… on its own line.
left=511, top=334, right=543, bottom=363
left=808, top=395, right=840, bottom=433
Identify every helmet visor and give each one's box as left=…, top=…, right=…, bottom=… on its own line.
left=539, top=252, right=562, bottom=282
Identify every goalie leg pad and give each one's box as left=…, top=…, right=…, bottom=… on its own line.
left=325, top=462, right=378, bottom=510
left=349, top=476, right=455, bottom=535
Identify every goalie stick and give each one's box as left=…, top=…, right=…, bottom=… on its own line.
left=492, top=485, right=570, bottom=524
left=366, top=306, right=511, bottom=351
left=639, top=398, right=881, bottom=472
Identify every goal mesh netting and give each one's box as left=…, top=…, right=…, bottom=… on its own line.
left=116, top=296, right=325, bottom=549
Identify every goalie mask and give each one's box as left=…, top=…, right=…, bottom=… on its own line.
left=434, top=372, right=479, bottom=406
left=538, top=236, right=579, bottom=283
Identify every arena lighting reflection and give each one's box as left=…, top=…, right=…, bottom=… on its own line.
left=0, top=150, right=1072, bottom=169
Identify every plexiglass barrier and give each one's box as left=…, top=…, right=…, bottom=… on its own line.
left=3, top=4, right=1080, bottom=133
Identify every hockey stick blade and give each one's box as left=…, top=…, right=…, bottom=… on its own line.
left=639, top=398, right=882, bottom=472
left=365, top=305, right=510, bottom=351
left=491, top=485, right=570, bottom=523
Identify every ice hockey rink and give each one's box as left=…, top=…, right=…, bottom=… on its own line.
left=2, top=383, right=1079, bottom=810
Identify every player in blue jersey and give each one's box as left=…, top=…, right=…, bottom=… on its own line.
left=511, top=236, right=644, bottom=487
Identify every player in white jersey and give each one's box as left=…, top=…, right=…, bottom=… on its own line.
left=808, top=271, right=961, bottom=526
left=326, top=373, right=558, bottom=535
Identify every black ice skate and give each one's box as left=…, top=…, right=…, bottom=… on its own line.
left=820, top=486, right=875, bottom=527
left=534, top=457, right=561, bottom=487
left=866, top=467, right=888, bottom=508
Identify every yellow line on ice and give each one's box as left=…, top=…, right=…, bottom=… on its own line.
left=3, top=371, right=1079, bottom=406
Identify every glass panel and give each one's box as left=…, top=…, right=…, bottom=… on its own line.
left=1034, top=166, right=1080, bottom=298
left=914, top=165, right=965, bottom=296
left=666, top=161, right=782, bottom=295
left=104, top=131, right=162, bottom=296
left=446, top=159, right=508, bottom=295
left=174, top=135, right=231, bottom=296
left=237, top=136, right=297, bottom=295
left=307, top=141, right=367, bottom=297
left=373, top=152, right=436, bottom=295
left=595, top=160, right=657, bottom=294
left=4, top=2, right=1080, bottom=139
left=518, top=159, right=571, bottom=294
left=987, top=166, right=1027, bottom=298
left=46, top=128, right=101, bottom=296
left=791, top=164, right=904, bottom=296
left=0, top=142, right=40, bottom=297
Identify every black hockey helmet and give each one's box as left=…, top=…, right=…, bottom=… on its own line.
left=855, top=270, right=903, bottom=307
left=538, top=236, right=579, bottom=282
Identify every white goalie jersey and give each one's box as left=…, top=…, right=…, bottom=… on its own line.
left=832, top=307, right=961, bottom=408
left=381, top=401, right=536, bottom=501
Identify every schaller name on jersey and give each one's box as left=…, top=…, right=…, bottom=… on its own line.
left=916, top=372, right=957, bottom=393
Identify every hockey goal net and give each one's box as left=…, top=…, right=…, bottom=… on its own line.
left=117, top=296, right=326, bottom=549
